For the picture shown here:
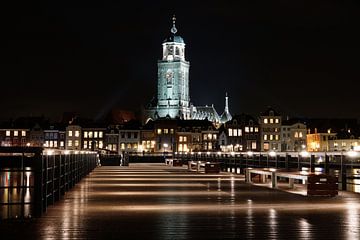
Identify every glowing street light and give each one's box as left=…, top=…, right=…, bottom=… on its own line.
left=269, top=151, right=276, bottom=157
left=347, top=150, right=358, bottom=158
left=300, top=151, right=309, bottom=158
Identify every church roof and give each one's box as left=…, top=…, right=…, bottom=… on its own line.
left=163, top=35, right=184, bottom=44
left=163, top=15, right=184, bottom=44
left=192, top=105, right=220, bottom=123
left=220, top=111, right=232, bottom=123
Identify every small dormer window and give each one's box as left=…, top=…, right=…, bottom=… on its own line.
left=269, top=110, right=274, bottom=116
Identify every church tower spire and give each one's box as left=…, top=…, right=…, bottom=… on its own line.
left=220, top=92, right=232, bottom=123
left=225, top=92, right=229, bottom=112
left=171, top=15, right=177, bottom=34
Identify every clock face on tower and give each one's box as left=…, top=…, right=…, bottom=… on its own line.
left=165, top=71, right=173, bottom=84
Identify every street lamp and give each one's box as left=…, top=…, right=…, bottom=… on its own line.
left=163, top=143, right=168, bottom=157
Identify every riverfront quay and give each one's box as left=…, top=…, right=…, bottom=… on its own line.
left=1, top=163, right=359, bottom=239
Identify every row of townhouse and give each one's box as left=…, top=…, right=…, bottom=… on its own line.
left=1, top=111, right=359, bottom=154
left=219, top=108, right=307, bottom=152
left=104, top=118, right=219, bottom=154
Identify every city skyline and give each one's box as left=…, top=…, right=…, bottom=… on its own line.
left=1, top=1, right=360, bottom=121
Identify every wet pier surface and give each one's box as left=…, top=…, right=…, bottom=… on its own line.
left=1, top=163, right=360, bottom=239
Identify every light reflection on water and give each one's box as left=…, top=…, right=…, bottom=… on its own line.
left=298, top=218, right=312, bottom=239
left=0, top=169, right=34, bottom=219
left=345, top=201, right=360, bottom=240
left=268, top=209, right=278, bottom=240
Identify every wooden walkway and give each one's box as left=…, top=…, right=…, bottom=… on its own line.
left=1, top=163, right=360, bottom=239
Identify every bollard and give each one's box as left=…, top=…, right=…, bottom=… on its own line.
left=271, top=171, right=277, bottom=188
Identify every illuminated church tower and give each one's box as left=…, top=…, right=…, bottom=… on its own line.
left=144, top=16, right=191, bottom=121
left=144, top=16, right=230, bottom=124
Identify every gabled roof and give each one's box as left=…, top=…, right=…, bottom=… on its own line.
left=260, top=106, right=281, bottom=116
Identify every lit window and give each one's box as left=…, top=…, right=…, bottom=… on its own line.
left=228, top=129, right=233, bottom=136
left=299, top=132, right=303, bottom=138
left=68, top=140, right=73, bottom=147
left=208, top=134, right=212, bottom=140
left=264, top=143, right=269, bottom=150
left=45, top=141, right=49, bottom=147
left=251, top=141, right=257, bottom=150
left=54, top=141, right=57, bottom=148
left=84, top=132, right=88, bottom=138
left=14, top=131, right=18, bottom=137
left=208, top=142, right=212, bottom=150
left=245, top=127, right=250, bottom=133
left=5, top=130, right=10, bottom=137
left=170, top=129, right=174, bottom=134
left=89, top=132, right=93, bottom=138
left=68, top=131, right=73, bottom=137
left=99, top=141, right=103, bottom=149
left=121, top=143, right=125, bottom=150
left=49, top=141, right=53, bottom=148
left=94, top=131, right=98, bottom=138
left=270, top=135, right=273, bottom=140
left=74, top=140, right=79, bottom=147
left=275, top=118, right=279, bottom=124
left=255, top=127, right=259, bottom=132
left=334, top=142, right=338, bottom=147
left=250, top=127, right=253, bottom=132
left=184, top=136, right=187, bottom=142
left=213, top=134, right=217, bottom=140
left=295, top=132, right=299, bottom=138
left=270, top=118, right=274, bottom=124
left=342, top=142, right=346, bottom=147
left=60, top=141, right=64, bottom=147
left=203, top=134, right=208, bottom=140
left=179, top=144, right=183, bottom=152
left=179, top=136, right=183, bottom=142
left=75, top=131, right=80, bottom=137
left=234, top=129, right=238, bottom=136
left=264, top=135, right=268, bottom=140
left=157, top=129, right=162, bottom=134
left=164, top=129, right=169, bottom=134
left=84, top=141, right=88, bottom=149
left=99, top=131, right=103, bottom=138
left=275, top=135, right=279, bottom=140
left=264, top=119, right=268, bottom=124
left=22, top=131, right=26, bottom=136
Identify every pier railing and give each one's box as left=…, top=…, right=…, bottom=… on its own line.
left=0, top=147, right=98, bottom=219
left=174, top=151, right=360, bottom=191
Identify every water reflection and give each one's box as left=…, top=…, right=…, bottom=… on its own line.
left=345, top=202, right=360, bottom=240
left=298, top=218, right=312, bottom=239
left=0, top=169, right=34, bottom=219
left=246, top=204, right=254, bottom=238
left=268, top=209, right=278, bottom=239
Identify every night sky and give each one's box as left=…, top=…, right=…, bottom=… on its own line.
left=1, top=1, right=360, bottom=122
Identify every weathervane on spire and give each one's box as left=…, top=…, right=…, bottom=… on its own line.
left=171, top=14, right=177, bottom=34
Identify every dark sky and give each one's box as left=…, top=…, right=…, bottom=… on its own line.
left=1, top=1, right=360, bottom=122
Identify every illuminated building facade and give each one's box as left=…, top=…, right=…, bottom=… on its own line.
left=259, top=107, right=282, bottom=151
left=280, top=120, right=307, bottom=151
